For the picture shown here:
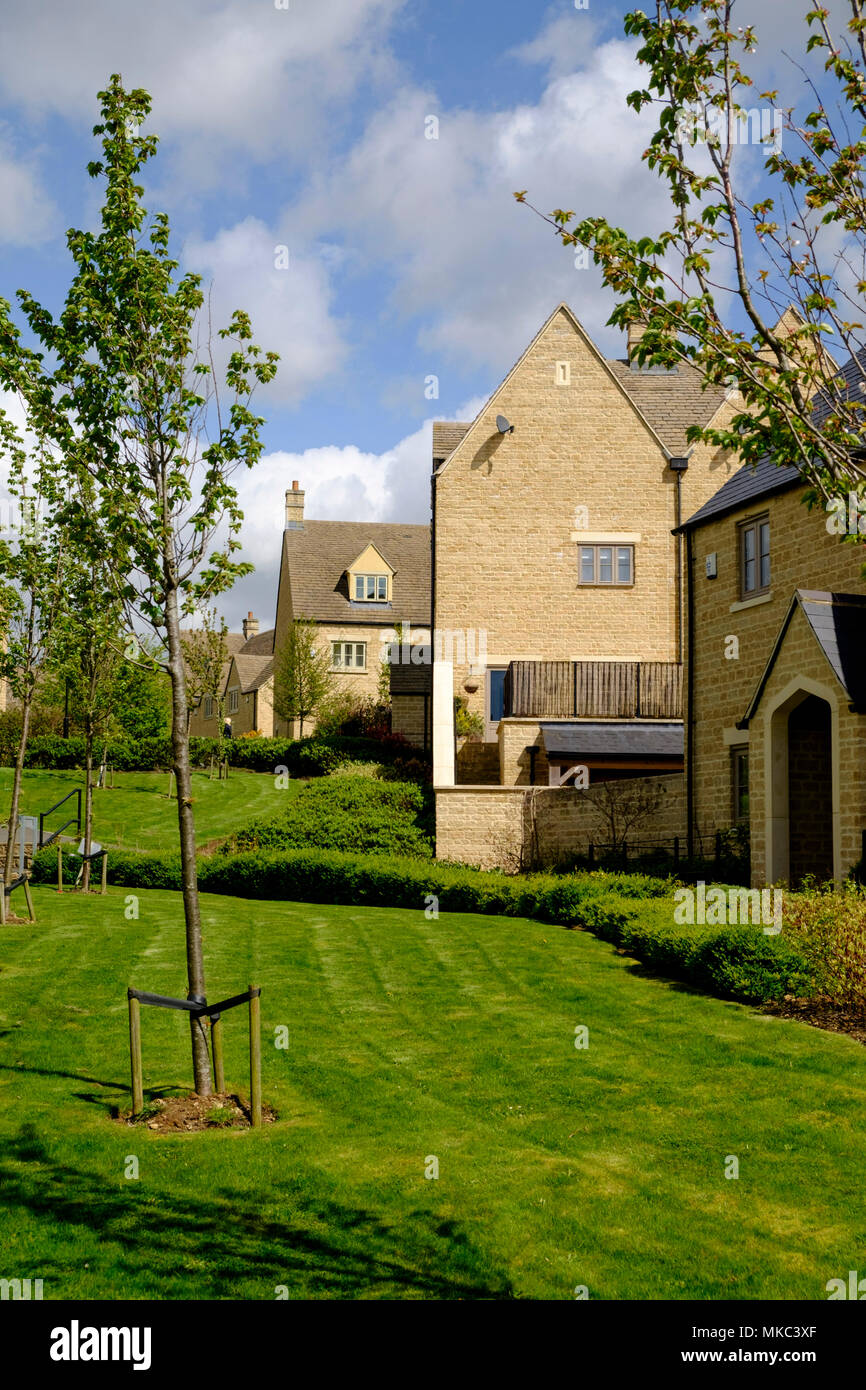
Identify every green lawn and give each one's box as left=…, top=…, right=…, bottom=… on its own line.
left=0, top=767, right=295, bottom=852
left=1, top=886, right=864, bottom=1300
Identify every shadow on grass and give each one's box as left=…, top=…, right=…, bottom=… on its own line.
left=1, top=1125, right=513, bottom=1301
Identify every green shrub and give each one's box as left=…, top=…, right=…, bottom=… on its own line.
left=30, top=842, right=814, bottom=1009
left=221, top=775, right=435, bottom=859
left=31, top=845, right=183, bottom=890
left=8, top=731, right=422, bottom=775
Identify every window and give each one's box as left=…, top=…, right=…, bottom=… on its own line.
left=332, top=641, right=367, bottom=670
left=228, top=688, right=239, bottom=713
left=578, top=544, right=634, bottom=585
left=732, top=746, right=749, bottom=823
left=486, top=667, right=507, bottom=740
left=739, top=514, right=770, bottom=599
left=204, top=696, right=214, bottom=719
left=353, top=573, right=389, bottom=602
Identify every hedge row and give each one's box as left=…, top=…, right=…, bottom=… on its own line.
left=17, top=733, right=421, bottom=776
left=221, top=775, right=435, bottom=859
left=29, top=845, right=814, bottom=1005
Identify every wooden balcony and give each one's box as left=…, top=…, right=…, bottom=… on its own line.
left=503, top=660, right=682, bottom=721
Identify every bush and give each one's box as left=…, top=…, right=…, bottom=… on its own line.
left=6, top=730, right=426, bottom=776
left=782, top=882, right=866, bottom=1011
left=221, top=775, right=435, bottom=859
left=30, top=842, right=814, bottom=1008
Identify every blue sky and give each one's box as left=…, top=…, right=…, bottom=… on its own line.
left=0, top=0, right=847, bottom=626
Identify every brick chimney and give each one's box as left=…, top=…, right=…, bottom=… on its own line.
left=285, top=480, right=305, bottom=530
left=243, top=611, right=259, bottom=641
left=627, top=320, right=646, bottom=365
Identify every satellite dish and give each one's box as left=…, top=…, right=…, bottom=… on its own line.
left=496, top=415, right=514, bottom=434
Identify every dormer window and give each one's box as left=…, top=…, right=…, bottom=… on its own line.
left=354, top=573, right=389, bottom=602
left=347, top=543, right=394, bottom=603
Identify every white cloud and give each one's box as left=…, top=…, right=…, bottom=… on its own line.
left=184, top=217, right=347, bottom=406
left=295, top=39, right=668, bottom=368
left=0, top=131, right=56, bottom=245
left=222, top=396, right=485, bottom=630
left=0, top=0, right=405, bottom=190
left=511, top=7, right=600, bottom=78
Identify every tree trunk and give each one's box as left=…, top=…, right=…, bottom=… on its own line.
left=82, top=718, right=94, bottom=892
left=165, top=585, right=212, bottom=1096
left=4, top=691, right=32, bottom=887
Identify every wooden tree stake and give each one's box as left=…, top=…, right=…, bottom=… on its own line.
left=128, top=992, right=144, bottom=1116
left=211, top=1014, right=225, bottom=1093
left=249, top=984, right=261, bottom=1128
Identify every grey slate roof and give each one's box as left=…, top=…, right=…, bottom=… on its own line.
left=677, top=455, right=802, bottom=531
left=811, top=345, right=866, bottom=426
left=540, top=720, right=684, bottom=759
left=283, top=520, right=431, bottom=626
left=605, top=359, right=728, bottom=455
left=742, top=590, right=866, bottom=721
left=681, top=342, right=866, bottom=532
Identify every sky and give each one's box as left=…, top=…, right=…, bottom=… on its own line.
left=0, top=0, right=854, bottom=629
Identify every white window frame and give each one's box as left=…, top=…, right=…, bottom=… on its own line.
left=331, top=641, right=367, bottom=671
left=353, top=573, right=389, bottom=602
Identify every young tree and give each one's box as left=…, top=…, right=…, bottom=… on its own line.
left=0, top=77, right=277, bottom=1091
left=0, top=473, right=65, bottom=888
left=181, top=608, right=230, bottom=771
left=273, top=619, right=336, bottom=737
left=518, top=0, right=866, bottom=510
left=51, top=560, right=123, bottom=890
left=110, top=646, right=171, bottom=741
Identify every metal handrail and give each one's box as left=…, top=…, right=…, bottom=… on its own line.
left=38, top=788, right=82, bottom=849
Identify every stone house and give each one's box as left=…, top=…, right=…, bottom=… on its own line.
left=272, top=483, right=431, bottom=738
left=186, top=612, right=275, bottom=737
left=430, top=301, right=747, bottom=866
left=676, top=454, right=866, bottom=887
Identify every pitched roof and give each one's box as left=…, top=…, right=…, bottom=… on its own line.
left=433, top=303, right=671, bottom=472
left=283, top=521, right=430, bottom=626
left=605, top=359, right=728, bottom=454
left=181, top=625, right=275, bottom=706
left=677, top=455, right=803, bottom=531
left=230, top=653, right=275, bottom=693
left=433, top=304, right=730, bottom=475
left=239, top=627, right=275, bottom=656
left=811, top=344, right=866, bottom=427
left=540, top=720, right=684, bottom=759
left=680, top=338, right=866, bottom=532
left=742, top=590, right=866, bottom=722
left=432, top=422, right=472, bottom=461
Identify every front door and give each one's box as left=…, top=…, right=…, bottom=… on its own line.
left=788, top=694, right=833, bottom=886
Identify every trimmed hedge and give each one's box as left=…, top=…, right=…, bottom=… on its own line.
left=15, top=732, right=425, bottom=776
left=29, top=844, right=814, bottom=1006
left=222, top=775, right=434, bottom=859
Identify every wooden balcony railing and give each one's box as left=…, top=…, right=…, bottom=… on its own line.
left=503, top=660, right=682, bottom=720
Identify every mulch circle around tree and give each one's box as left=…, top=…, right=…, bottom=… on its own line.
left=762, top=995, right=866, bottom=1047
left=120, top=1092, right=277, bottom=1133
